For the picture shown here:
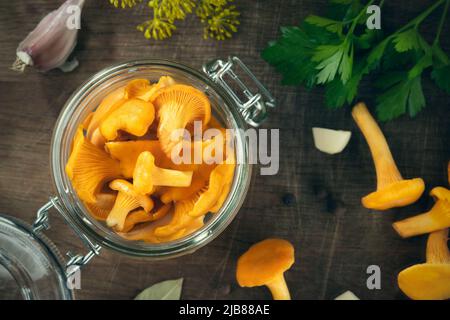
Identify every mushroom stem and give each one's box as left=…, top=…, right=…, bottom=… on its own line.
left=426, top=228, right=450, bottom=264
left=152, top=167, right=193, bottom=187
left=265, top=274, right=291, bottom=300
left=393, top=200, right=450, bottom=238
left=133, top=151, right=193, bottom=194
left=352, top=102, right=402, bottom=189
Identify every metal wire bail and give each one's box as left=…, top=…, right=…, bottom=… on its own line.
left=34, top=197, right=101, bottom=278
left=202, top=56, right=276, bottom=127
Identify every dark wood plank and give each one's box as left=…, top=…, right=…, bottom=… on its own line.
left=0, top=0, right=449, bottom=300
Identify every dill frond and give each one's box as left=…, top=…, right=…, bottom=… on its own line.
left=109, top=0, right=142, bottom=9
left=197, top=1, right=240, bottom=40
left=149, top=0, right=196, bottom=22
left=109, top=0, right=240, bottom=40
left=137, top=17, right=176, bottom=40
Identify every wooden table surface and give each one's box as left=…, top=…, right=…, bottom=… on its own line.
left=0, top=0, right=449, bottom=300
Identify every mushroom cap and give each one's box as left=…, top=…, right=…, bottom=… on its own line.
left=236, top=239, right=295, bottom=287
left=187, top=160, right=236, bottom=218
left=83, top=192, right=117, bottom=221
left=86, top=86, right=126, bottom=139
left=430, top=186, right=450, bottom=202
left=129, top=76, right=176, bottom=102
left=100, top=98, right=155, bottom=140
left=65, top=127, right=122, bottom=203
left=124, top=78, right=151, bottom=100
left=90, top=127, right=106, bottom=148
left=151, top=84, right=211, bottom=157
left=121, top=203, right=172, bottom=233
left=107, top=179, right=154, bottom=230
left=66, top=125, right=85, bottom=180
left=398, top=263, right=450, bottom=300
left=154, top=199, right=197, bottom=238
left=362, top=178, right=425, bottom=210
left=120, top=208, right=204, bottom=243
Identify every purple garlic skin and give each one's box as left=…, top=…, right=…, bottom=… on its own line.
left=13, top=0, right=85, bottom=72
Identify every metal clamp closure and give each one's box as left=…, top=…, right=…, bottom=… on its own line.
left=202, top=56, right=276, bottom=127
left=33, top=197, right=101, bottom=278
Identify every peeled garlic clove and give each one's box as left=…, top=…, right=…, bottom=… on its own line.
left=334, top=291, right=360, bottom=300
left=12, top=0, right=84, bottom=73
left=312, top=127, right=351, bottom=155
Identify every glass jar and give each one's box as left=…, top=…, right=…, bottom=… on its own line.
left=0, top=56, right=275, bottom=299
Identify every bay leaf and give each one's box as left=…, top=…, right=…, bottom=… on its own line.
left=134, top=278, right=183, bottom=300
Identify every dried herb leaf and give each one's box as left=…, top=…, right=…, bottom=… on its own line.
left=134, top=278, right=183, bottom=300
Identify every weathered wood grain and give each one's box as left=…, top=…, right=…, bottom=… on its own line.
left=0, top=0, right=449, bottom=300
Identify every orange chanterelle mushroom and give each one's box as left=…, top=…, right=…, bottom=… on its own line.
left=398, top=228, right=450, bottom=300
left=236, top=239, right=295, bottom=300
left=66, top=76, right=235, bottom=244
left=151, top=84, right=211, bottom=158
left=393, top=187, right=450, bottom=238
left=66, top=126, right=121, bottom=203
left=351, top=103, right=424, bottom=210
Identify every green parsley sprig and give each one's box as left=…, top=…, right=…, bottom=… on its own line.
left=262, top=0, right=450, bottom=121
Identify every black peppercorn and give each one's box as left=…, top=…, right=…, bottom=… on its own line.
left=282, top=193, right=296, bottom=206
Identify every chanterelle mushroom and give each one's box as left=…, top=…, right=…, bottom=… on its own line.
left=124, top=78, right=152, bottom=100
left=133, top=151, right=193, bottom=194
left=398, top=228, right=450, bottom=300
left=106, top=140, right=167, bottom=178
left=100, top=98, right=155, bottom=141
left=86, top=86, right=126, bottom=140
left=351, top=103, right=424, bottom=210
left=83, top=191, right=116, bottom=221
left=121, top=203, right=172, bottom=233
left=187, top=154, right=235, bottom=218
left=65, top=126, right=121, bottom=203
left=151, top=84, right=211, bottom=158
left=393, top=187, right=450, bottom=238
left=160, top=163, right=215, bottom=204
left=106, top=179, right=154, bottom=231
left=236, top=238, right=295, bottom=300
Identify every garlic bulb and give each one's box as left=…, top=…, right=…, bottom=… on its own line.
left=12, top=0, right=84, bottom=73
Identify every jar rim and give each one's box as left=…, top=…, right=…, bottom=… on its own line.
left=49, top=59, right=252, bottom=258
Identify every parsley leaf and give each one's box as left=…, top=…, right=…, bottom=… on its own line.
left=328, top=0, right=363, bottom=22
left=354, top=28, right=382, bottom=50
left=375, top=73, right=426, bottom=121
left=261, top=26, right=318, bottom=87
left=313, top=44, right=345, bottom=84
left=261, top=22, right=336, bottom=87
left=430, top=44, right=450, bottom=93
left=313, top=40, right=353, bottom=84
left=431, top=65, right=450, bottom=93
left=367, top=39, right=389, bottom=68
left=325, top=60, right=367, bottom=108
left=304, top=15, right=343, bottom=33
left=393, top=28, right=422, bottom=52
